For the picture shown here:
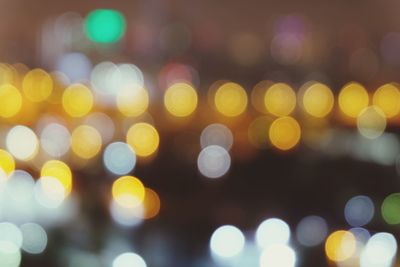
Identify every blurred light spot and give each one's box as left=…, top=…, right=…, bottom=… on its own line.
left=325, top=230, right=356, bottom=262
left=339, top=82, right=369, bottom=118
left=344, top=195, right=374, bottom=227
left=210, top=225, right=245, bottom=258
left=214, top=82, right=247, bottom=117
left=264, top=83, right=296, bottom=116
left=381, top=193, right=400, bottom=225
left=62, top=83, right=93, bottom=117
left=22, top=69, right=53, bottom=102
left=269, top=116, right=301, bottom=151
left=6, top=125, right=39, bottom=161
left=85, top=9, right=126, bottom=43
left=256, top=218, right=290, bottom=249
left=0, top=241, right=21, bottom=267
left=360, top=232, right=397, bottom=267
left=113, top=252, right=147, bottom=267
left=200, top=124, right=233, bottom=151
left=20, top=223, right=47, bottom=254
left=110, top=199, right=144, bottom=227
left=197, top=145, right=231, bottom=178
left=112, top=176, right=145, bottom=208
left=56, top=52, right=92, bottom=83
left=117, top=86, right=149, bottom=117
left=126, top=123, right=159, bottom=158
left=0, top=84, right=22, bottom=118
left=84, top=112, right=115, bottom=143
left=104, top=142, right=136, bottom=175
left=0, top=223, right=22, bottom=248
left=41, top=160, right=72, bottom=196
left=296, top=215, right=328, bottom=247
left=40, top=123, right=71, bottom=157
left=34, top=176, right=66, bottom=209
left=164, top=82, right=198, bottom=117
left=0, top=149, right=15, bottom=175
left=302, top=82, right=334, bottom=118
left=71, top=125, right=102, bottom=159
left=357, top=106, right=386, bottom=139
left=141, top=188, right=161, bottom=219
left=259, top=244, right=296, bottom=267
left=372, top=83, right=400, bottom=118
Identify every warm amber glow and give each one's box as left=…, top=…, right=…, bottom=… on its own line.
left=214, top=82, right=248, bottom=117
left=302, top=83, right=334, bottom=118
left=41, top=160, right=73, bottom=196
left=325, top=230, right=356, bottom=262
left=0, top=84, right=22, bottom=118
left=112, top=176, right=145, bottom=208
left=126, top=123, right=160, bottom=157
left=0, top=149, right=15, bottom=175
left=269, top=116, right=301, bottom=150
left=71, top=125, right=102, bottom=159
left=372, top=83, right=400, bottom=118
left=62, top=84, right=93, bottom=117
left=339, top=82, right=369, bottom=118
left=264, top=83, right=296, bottom=116
left=117, top=86, right=149, bottom=117
left=22, top=68, right=53, bottom=102
left=142, top=188, right=161, bottom=219
left=164, top=82, right=198, bottom=117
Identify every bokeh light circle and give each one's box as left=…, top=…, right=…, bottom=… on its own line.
left=197, top=145, right=231, bottom=178
left=103, top=142, right=136, bottom=175
left=210, top=225, right=245, bottom=258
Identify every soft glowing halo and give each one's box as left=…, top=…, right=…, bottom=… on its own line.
left=259, top=244, right=296, bottom=267
left=103, top=142, right=136, bottom=175
left=344, top=195, right=375, bottom=227
left=256, top=218, right=291, bottom=249
left=112, top=252, right=147, bottom=267
left=200, top=124, right=233, bottom=151
left=295, top=215, right=328, bottom=247
left=40, top=123, right=71, bottom=157
left=210, top=225, right=245, bottom=258
left=20, top=223, right=47, bottom=254
left=197, top=145, right=231, bottom=178
left=6, top=125, right=39, bottom=161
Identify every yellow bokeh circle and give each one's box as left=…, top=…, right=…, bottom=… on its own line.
left=164, top=82, right=198, bottom=117
left=372, top=83, right=400, bottom=118
left=302, top=83, right=334, bottom=118
left=214, top=82, right=248, bottom=117
left=126, top=123, right=160, bottom=157
left=0, top=84, right=22, bottom=118
left=0, top=149, right=15, bottom=174
left=117, top=86, right=149, bottom=117
left=339, top=82, right=369, bottom=118
left=71, top=125, right=102, bottom=159
left=112, top=176, right=145, bottom=208
left=264, top=83, right=296, bottom=116
left=22, top=68, right=53, bottom=102
left=325, top=230, right=356, bottom=262
left=62, top=84, right=93, bottom=117
left=269, top=116, right=301, bottom=150
left=41, top=160, right=73, bottom=196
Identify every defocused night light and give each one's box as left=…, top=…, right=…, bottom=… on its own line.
left=197, top=145, right=231, bottom=178
left=302, top=82, right=334, bottom=118
left=62, top=83, right=93, bottom=117
left=357, top=106, right=386, bottom=139
left=295, top=215, right=328, bottom=247
left=6, top=125, right=39, bottom=161
left=344, top=195, right=374, bottom=227
left=256, top=218, right=291, bottom=249
left=0, top=223, right=22, bottom=248
left=40, top=123, right=71, bottom=157
left=56, top=52, right=92, bottom=83
left=112, top=176, right=145, bottom=208
left=0, top=149, right=15, bottom=175
left=84, top=112, right=115, bottom=143
left=264, top=83, right=296, bottom=116
left=360, top=232, right=397, bottom=267
left=339, top=82, right=369, bottom=118
left=210, top=225, right=245, bottom=258
left=126, top=123, right=159, bottom=158
left=113, top=252, right=147, bottom=267
left=40, top=160, right=72, bottom=196
left=34, top=176, right=66, bottom=209
left=110, top=199, right=144, bottom=227
left=251, top=80, right=272, bottom=114
left=85, top=9, right=126, bottom=43
left=0, top=84, right=22, bottom=118
left=164, top=82, right=198, bottom=117
left=381, top=193, right=400, bottom=225
left=141, top=188, right=161, bottom=219
left=117, top=86, right=149, bottom=117
left=20, top=223, right=47, bottom=254
left=214, top=82, right=248, bottom=117
left=103, top=142, right=136, bottom=175
left=372, top=83, right=400, bottom=118
left=0, top=241, right=21, bottom=267
left=71, top=125, right=102, bottom=159
left=269, top=116, right=301, bottom=151
left=259, top=244, right=296, bottom=267
left=22, top=69, right=53, bottom=102
left=325, top=230, right=356, bottom=262
left=200, top=124, right=233, bottom=151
